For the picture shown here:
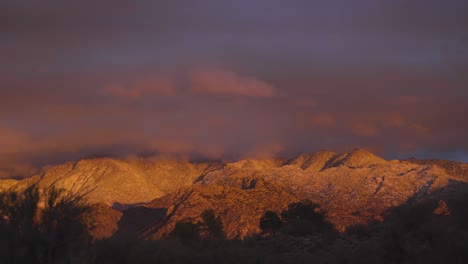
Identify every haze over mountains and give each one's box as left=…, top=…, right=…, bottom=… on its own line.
left=1, top=148, right=467, bottom=239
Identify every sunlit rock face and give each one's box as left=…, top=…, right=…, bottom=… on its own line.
left=2, top=157, right=209, bottom=205
left=142, top=149, right=465, bottom=238
left=0, top=179, right=18, bottom=192
left=1, top=149, right=467, bottom=239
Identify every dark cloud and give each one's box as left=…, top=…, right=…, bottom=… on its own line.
left=0, top=0, right=467, bottom=178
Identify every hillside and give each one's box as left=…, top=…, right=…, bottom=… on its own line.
left=143, top=151, right=457, bottom=238
left=1, top=157, right=209, bottom=205
left=405, top=158, right=468, bottom=181
left=1, top=149, right=467, bottom=239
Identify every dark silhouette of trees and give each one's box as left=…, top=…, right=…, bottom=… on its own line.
left=0, top=185, right=41, bottom=263
left=170, top=221, right=199, bottom=242
left=259, top=211, right=282, bottom=234
left=0, top=184, right=94, bottom=264
left=170, top=209, right=225, bottom=242
left=277, top=200, right=334, bottom=236
left=201, top=209, right=224, bottom=240
left=258, top=201, right=335, bottom=237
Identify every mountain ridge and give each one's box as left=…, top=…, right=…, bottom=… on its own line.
left=1, top=148, right=467, bottom=239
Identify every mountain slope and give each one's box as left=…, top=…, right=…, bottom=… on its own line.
left=3, top=157, right=209, bottom=205
left=138, top=150, right=465, bottom=238
left=323, top=148, right=388, bottom=169
left=144, top=179, right=297, bottom=239
left=405, top=158, right=468, bottom=181
left=286, top=150, right=336, bottom=172
left=1, top=149, right=467, bottom=239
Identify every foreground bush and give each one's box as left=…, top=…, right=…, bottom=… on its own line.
left=0, top=185, right=93, bottom=264
left=1, top=187, right=468, bottom=263
left=170, top=209, right=225, bottom=242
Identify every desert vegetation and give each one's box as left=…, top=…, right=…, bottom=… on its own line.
left=1, top=152, right=467, bottom=263
left=1, top=185, right=467, bottom=264
left=0, top=184, right=93, bottom=263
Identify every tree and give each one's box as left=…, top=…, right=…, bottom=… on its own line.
left=0, top=185, right=41, bottom=263
left=259, top=211, right=282, bottom=234
left=0, top=184, right=93, bottom=264
left=201, top=209, right=224, bottom=240
left=39, top=186, right=92, bottom=263
left=281, top=200, right=333, bottom=236
left=170, top=221, right=199, bottom=242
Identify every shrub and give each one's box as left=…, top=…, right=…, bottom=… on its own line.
left=171, top=221, right=199, bottom=242
left=280, top=200, right=333, bottom=236
left=259, top=211, right=282, bottom=234
left=0, top=184, right=93, bottom=264
left=201, top=209, right=224, bottom=240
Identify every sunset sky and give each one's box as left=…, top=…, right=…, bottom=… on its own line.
left=1, top=0, right=467, bottom=178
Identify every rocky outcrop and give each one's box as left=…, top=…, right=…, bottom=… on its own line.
left=82, top=204, right=123, bottom=240
left=433, top=200, right=451, bottom=216
left=0, top=179, right=18, bottom=192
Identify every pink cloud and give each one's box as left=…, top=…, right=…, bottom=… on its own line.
left=351, top=123, right=379, bottom=137
left=189, top=68, right=274, bottom=98
left=0, top=125, right=39, bottom=178
left=100, top=75, right=176, bottom=98
left=382, top=114, right=428, bottom=134
left=0, top=126, right=32, bottom=155
left=345, top=112, right=429, bottom=138
left=310, top=114, right=336, bottom=128
left=244, top=143, right=285, bottom=159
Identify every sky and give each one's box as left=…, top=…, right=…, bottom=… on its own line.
left=1, top=0, right=468, bottom=178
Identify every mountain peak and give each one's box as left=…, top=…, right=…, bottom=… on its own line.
left=288, top=150, right=336, bottom=172
left=325, top=148, right=388, bottom=169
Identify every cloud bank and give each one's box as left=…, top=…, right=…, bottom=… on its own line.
left=0, top=0, right=467, bottom=178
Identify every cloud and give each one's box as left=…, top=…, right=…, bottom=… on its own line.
left=189, top=68, right=274, bottom=98
left=0, top=126, right=31, bottom=155
left=344, top=112, right=430, bottom=140
left=351, top=123, right=378, bottom=137
left=0, top=161, right=37, bottom=180
left=0, top=125, right=40, bottom=178
left=310, top=114, right=336, bottom=128
left=99, top=75, right=176, bottom=99
left=244, top=143, right=285, bottom=159
left=381, top=114, right=428, bottom=134
left=0, top=1, right=467, bottom=178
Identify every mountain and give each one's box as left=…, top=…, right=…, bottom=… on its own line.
left=143, top=150, right=457, bottom=238
left=404, top=158, right=468, bottom=181
left=285, top=150, right=336, bottom=172
left=0, top=178, right=18, bottom=190
left=1, top=157, right=209, bottom=205
left=1, top=149, right=467, bottom=239
left=285, top=148, right=387, bottom=172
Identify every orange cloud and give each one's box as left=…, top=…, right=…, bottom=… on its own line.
left=0, top=161, right=37, bottom=179
left=346, top=112, right=428, bottom=138
left=189, top=68, right=274, bottom=97
left=0, top=126, right=34, bottom=155
left=0, top=126, right=39, bottom=178
left=244, top=143, right=285, bottom=159
left=100, top=75, right=176, bottom=98
left=351, top=123, right=378, bottom=137
left=310, top=114, right=336, bottom=128
left=382, top=114, right=428, bottom=134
